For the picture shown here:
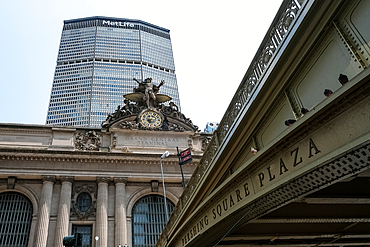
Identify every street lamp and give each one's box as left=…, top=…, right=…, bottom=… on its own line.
left=95, top=236, right=99, bottom=247
left=160, top=151, right=170, bottom=221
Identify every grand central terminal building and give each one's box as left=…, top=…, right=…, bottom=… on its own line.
left=2, top=0, right=370, bottom=247
left=0, top=82, right=211, bottom=247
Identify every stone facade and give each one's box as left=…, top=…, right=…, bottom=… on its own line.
left=0, top=123, right=211, bottom=247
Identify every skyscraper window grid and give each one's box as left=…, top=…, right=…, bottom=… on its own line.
left=46, top=17, right=181, bottom=127
left=47, top=62, right=94, bottom=126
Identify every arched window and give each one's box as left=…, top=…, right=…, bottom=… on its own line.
left=132, top=195, right=175, bottom=247
left=0, top=192, right=33, bottom=246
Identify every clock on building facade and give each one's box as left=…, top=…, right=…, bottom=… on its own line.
left=139, top=110, right=163, bottom=129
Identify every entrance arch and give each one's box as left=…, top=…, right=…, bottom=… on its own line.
left=132, top=195, right=175, bottom=247
left=0, top=192, right=33, bottom=246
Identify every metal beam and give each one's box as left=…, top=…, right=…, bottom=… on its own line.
left=303, top=198, right=370, bottom=204
left=224, top=234, right=370, bottom=241
left=249, top=218, right=370, bottom=224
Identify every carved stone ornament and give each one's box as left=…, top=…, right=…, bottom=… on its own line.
left=120, top=121, right=139, bottom=130
left=118, top=146, right=132, bottom=153
left=110, top=134, right=117, bottom=149
left=101, top=78, right=198, bottom=132
left=71, top=183, right=97, bottom=220
left=7, top=177, right=16, bottom=189
left=151, top=180, right=159, bottom=192
left=74, top=130, right=101, bottom=151
left=166, top=123, right=185, bottom=132
left=188, top=137, right=194, bottom=152
left=202, top=136, right=213, bottom=151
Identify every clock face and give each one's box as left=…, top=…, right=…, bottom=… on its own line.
left=140, top=111, right=162, bottom=128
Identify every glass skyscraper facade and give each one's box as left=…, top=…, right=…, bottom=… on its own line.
left=46, top=16, right=180, bottom=127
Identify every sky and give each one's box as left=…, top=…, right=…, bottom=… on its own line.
left=0, top=0, right=283, bottom=130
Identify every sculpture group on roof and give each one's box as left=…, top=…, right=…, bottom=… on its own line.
left=133, top=77, right=165, bottom=108
left=101, top=78, right=198, bottom=132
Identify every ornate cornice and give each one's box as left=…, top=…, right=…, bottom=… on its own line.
left=15, top=179, right=43, bottom=184
left=0, top=128, right=51, bottom=134
left=42, top=175, right=56, bottom=183
left=0, top=179, right=184, bottom=187
left=0, top=152, right=199, bottom=167
left=124, top=181, right=183, bottom=187
left=163, top=182, right=184, bottom=187
left=212, top=0, right=308, bottom=147
left=0, top=148, right=200, bottom=165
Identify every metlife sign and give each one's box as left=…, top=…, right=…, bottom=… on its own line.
left=102, top=20, right=135, bottom=28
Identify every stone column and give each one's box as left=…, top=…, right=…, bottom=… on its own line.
left=114, top=177, right=128, bottom=247
left=54, top=176, right=74, bottom=247
left=34, top=175, right=56, bottom=247
left=96, top=177, right=109, bottom=247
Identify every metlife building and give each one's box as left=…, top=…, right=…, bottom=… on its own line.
left=46, top=16, right=181, bottom=127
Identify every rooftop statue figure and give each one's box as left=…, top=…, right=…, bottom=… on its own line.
left=132, top=78, right=166, bottom=108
